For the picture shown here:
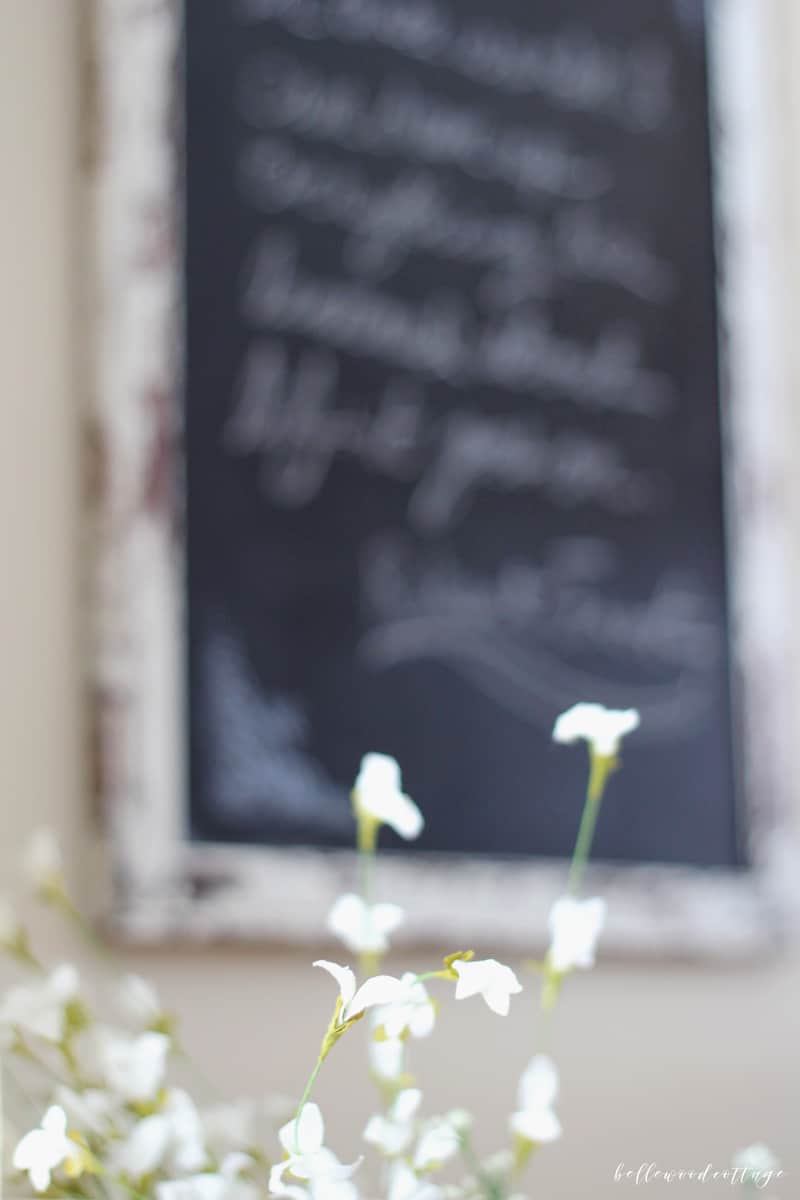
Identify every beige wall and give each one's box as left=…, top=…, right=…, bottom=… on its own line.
left=0, top=4, right=798, bottom=1197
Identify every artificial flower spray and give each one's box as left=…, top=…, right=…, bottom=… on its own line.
left=0, top=703, right=782, bottom=1200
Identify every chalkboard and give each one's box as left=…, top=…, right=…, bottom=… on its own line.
left=183, top=0, right=742, bottom=870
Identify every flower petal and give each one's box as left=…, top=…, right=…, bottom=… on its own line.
left=269, top=1161, right=301, bottom=1198
left=552, top=703, right=605, bottom=745
left=552, top=703, right=639, bottom=756
left=414, top=1122, right=459, bottom=1170
left=296, top=1102, right=325, bottom=1153
left=30, top=1161, right=52, bottom=1193
left=451, top=960, right=483, bottom=1001
left=347, top=975, right=405, bottom=1020
left=101, top=1030, right=170, bottom=1103
left=485, top=987, right=512, bottom=1016
left=319, top=1152, right=362, bottom=1181
left=518, top=1055, right=559, bottom=1110
left=355, top=753, right=401, bottom=796
left=220, top=1152, right=255, bottom=1177
left=548, top=896, right=606, bottom=972
left=372, top=902, right=406, bottom=938
left=354, top=755, right=424, bottom=841
left=388, top=1160, right=443, bottom=1200
left=313, top=961, right=356, bottom=1008
left=13, top=1130, right=42, bottom=1171
left=392, top=1089, right=422, bottom=1124
left=383, top=793, right=424, bottom=841
left=369, top=1035, right=404, bottom=1080
left=511, top=1107, right=562, bottom=1144
left=732, top=1143, right=781, bottom=1173
left=364, top=1115, right=413, bottom=1157
left=326, top=895, right=405, bottom=955
left=327, top=894, right=365, bottom=941
left=110, top=1114, right=172, bottom=1178
left=42, top=1106, right=68, bottom=1138
left=452, top=959, right=521, bottom=1007
left=279, top=1102, right=325, bottom=1156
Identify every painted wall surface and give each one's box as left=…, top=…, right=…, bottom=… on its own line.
left=0, top=4, right=798, bottom=1197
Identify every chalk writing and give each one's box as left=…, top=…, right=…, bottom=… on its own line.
left=358, top=534, right=720, bottom=736
left=238, top=136, right=675, bottom=303
left=240, top=235, right=673, bottom=414
left=225, top=339, right=661, bottom=528
left=185, top=1, right=741, bottom=867
left=236, top=0, right=673, bottom=132
left=238, top=55, right=610, bottom=201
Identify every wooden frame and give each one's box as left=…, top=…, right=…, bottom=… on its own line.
left=89, top=0, right=800, bottom=956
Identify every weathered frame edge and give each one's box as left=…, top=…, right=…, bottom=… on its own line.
left=89, top=0, right=800, bottom=958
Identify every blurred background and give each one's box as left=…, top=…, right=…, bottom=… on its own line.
left=1, top=4, right=799, bottom=1197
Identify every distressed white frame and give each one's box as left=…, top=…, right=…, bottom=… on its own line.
left=90, top=0, right=800, bottom=956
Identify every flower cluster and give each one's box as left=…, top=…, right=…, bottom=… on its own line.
left=0, top=706, right=780, bottom=1199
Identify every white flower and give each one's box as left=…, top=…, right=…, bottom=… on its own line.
left=327, top=893, right=405, bottom=956
left=0, top=963, right=79, bottom=1042
left=313, top=960, right=405, bottom=1022
left=547, top=896, right=606, bottom=973
left=732, top=1143, right=781, bottom=1187
left=163, top=1088, right=209, bottom=1173
left=552, top=703, right=640, bottom=758
left=510, top=1056, right=562, bottom=1145
left=118, top=973, right=163, bottom=1027
left=364, top=1089, right=421, bottom=1157
left=24, top=828, right=64, bottom=893
left=277, top=1179, right=358, bottom=1200
left=480, top=1149, right=514, bottom=1180
left=156, top=1176, right=253, bottom=1200
left=13, top=1106, right=80, bottom=1192
left=373, top=974, right=436, bottom=1040
left=111, top=1088, right=207, bottom=1179
left=445, top=1109, right=473, bottom=1135
left=353, top=754, right=424, bottom=840
left=157, top=1154, right=258, bottom=1200
left=451, top=959, right=522, bottom=1016
left=413, top=1118, right=460, bottom=1171
left=270, top=1103, right=359, bottom=1198
left=732, top=1143, right=780, bottom=1173
left=111, top=1111, right=172, bottom=1178
left=387, top=1161, right=443, bottom=1200
left=368, top=1033, right=405, bottom=1082
left=86, top=1028, right=170, bottom=1103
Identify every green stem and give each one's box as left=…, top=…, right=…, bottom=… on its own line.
left=536, top=999, right=556, bottom=1053
left=292, top=1056, right=324, bottom=1152
left=515, top=746, right=620, bottom=1191
left=112, top=1176, right=153, bottom=1200
left=55, top=890, right=221, bottom=1105
left=6, top=938, right=41, bottom=972
left=14, top=1039, right=70, bottom=1088
left=358, top=847, right=373, bottom=909
left=566, top=751, right=613, bottom=895
left=458, top=1131, right=504, bottom=1200
left=412, top=969, right=444, bottom=984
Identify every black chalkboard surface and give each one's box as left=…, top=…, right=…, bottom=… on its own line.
left=183, top=0, right=742, bottom=869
